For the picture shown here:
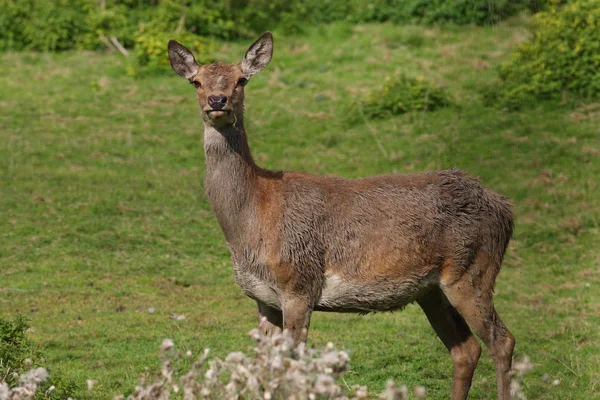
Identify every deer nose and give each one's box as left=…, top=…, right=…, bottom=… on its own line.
left=208, top=95, right=228, bottom=110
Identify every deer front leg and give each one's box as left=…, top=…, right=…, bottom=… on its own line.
left=282, top=295, right=312, bottom=344
left=257, top=301, right=283, bottom=336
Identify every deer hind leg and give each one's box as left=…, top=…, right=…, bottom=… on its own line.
left=441, top=268, right=515, bottom=400
left=257, top=301, right=283, bottom=336
left=418, top=287, right=482, bottom=400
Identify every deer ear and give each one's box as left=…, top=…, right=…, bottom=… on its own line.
left=168, top=40, right=199, bottom=79
left=241, top=32, right=273, bottom=77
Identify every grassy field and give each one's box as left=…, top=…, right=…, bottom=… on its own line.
left=1, top=19, right=599, bottom=399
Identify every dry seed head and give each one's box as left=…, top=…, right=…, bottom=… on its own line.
left=512, top=356, right=534, bottom=376
left=160, top=338, right=174, bottom=352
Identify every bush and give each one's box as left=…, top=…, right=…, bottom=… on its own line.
left=496, top=0, right=600, bottom=108
left=76, top=5, right=135, bottom=50
left=395, top=0, right=526, bottom=25
left=0, top=0, right=95, bottom=51
left=0, top=0, right=539, bottom=53
left=0, top=315, right=79, bottom=399
left=130, top=26, right=216, bottom=75
left=0, top=315, right=35, bottom=380
left=232, top=0, right=532, bottom=34
left=355, top=75, right=450, bottom=120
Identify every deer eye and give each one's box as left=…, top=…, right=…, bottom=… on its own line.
left=237, top=77, right=248, bottom=87
left=190, top=80, right=201, bottom=88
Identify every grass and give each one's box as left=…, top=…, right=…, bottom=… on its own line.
left=1, top=19, right=599, bottom=399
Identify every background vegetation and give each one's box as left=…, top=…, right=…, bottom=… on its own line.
left=0, top=0, right=544, bottom=52
left=1, top=0, right=599, bottom=399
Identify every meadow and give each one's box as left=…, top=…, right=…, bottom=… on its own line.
left=1, top=19, right=599, bottom=399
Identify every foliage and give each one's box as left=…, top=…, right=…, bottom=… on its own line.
left=129, top=26, right=215, bottom=76
left=0, top=366, right=50, bottom=400
left=495, top=0, right=600, bottom=108
left=0, top=0, right=29, bottom=51
left=0, top=0, right=91, bottom=51
left=355, top=75, right=450, bottom=120
left=0, top=0, right=221, bottom=71
left=76, top=5, right=136, bottom=50
left=122, top=328, right=366, bottom=400
left=392, top=0, right=525, bottom=25
left=0, top=316, right=78, bottom=399
left=0, top=0, right=543, bottom=53
left=0, top=327, right=536, bottom=400
left=0, top=316, right=34, bottom=381
left=235, top=0, right=536, bottom=31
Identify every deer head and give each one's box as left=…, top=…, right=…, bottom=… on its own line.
left=168, top=32, right=273, bottom=128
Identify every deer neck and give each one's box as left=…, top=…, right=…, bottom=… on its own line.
left=203, top=119, right=257, bottom=246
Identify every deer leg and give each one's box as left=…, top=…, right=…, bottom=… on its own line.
left=441, top=275, right=515, bottom=400
left=418, top=288, right=481, bottom=400
left=257, top=301, right=283, bottom=336
left=282, top=295, right=312, bottom=344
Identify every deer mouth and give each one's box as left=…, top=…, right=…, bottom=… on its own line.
left=206, top=110, right=231, bottom=119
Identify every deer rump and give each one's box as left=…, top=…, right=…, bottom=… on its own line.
left=231, top=168, right=513, bottom=314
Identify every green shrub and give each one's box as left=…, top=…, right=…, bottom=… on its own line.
left=0, top=0, right=30, bottom=50
left=76, top=5, right=135, bottom=50
left=496, top=0, right=600, bottom=107
left=0, top=315, right=79, bottom=398
left=397, top=0, right=525, bottom=25
left=20, top=0, right=93, bottom=51
left=233, top=0, right=530, bottom=33
left=355, top=75, right=450, bottom=120
left=186, top=2, right=237, bottom=39
left=0, top=0, right=539, bottom=53
left=0, top=315, right=35, bottom=378
left=129, top=26, right=216, bottom=76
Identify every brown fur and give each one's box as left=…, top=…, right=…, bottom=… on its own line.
left=168, top=33, right=516, bottom=400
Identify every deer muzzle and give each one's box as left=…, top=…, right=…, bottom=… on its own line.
left=207, top=95, right=228, bottom=110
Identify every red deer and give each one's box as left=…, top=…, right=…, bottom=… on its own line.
left=168, top=32, right=515, bottom=400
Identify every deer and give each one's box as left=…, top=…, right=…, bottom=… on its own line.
left=167, top=32, right=516, bottom=400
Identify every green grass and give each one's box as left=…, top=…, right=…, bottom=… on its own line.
left=1, top=20, right=599, bottom=399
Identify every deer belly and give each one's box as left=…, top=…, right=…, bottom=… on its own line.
left=234, top=269, right=281, bottom=309
left=316, top=274, right=431, bottom=313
